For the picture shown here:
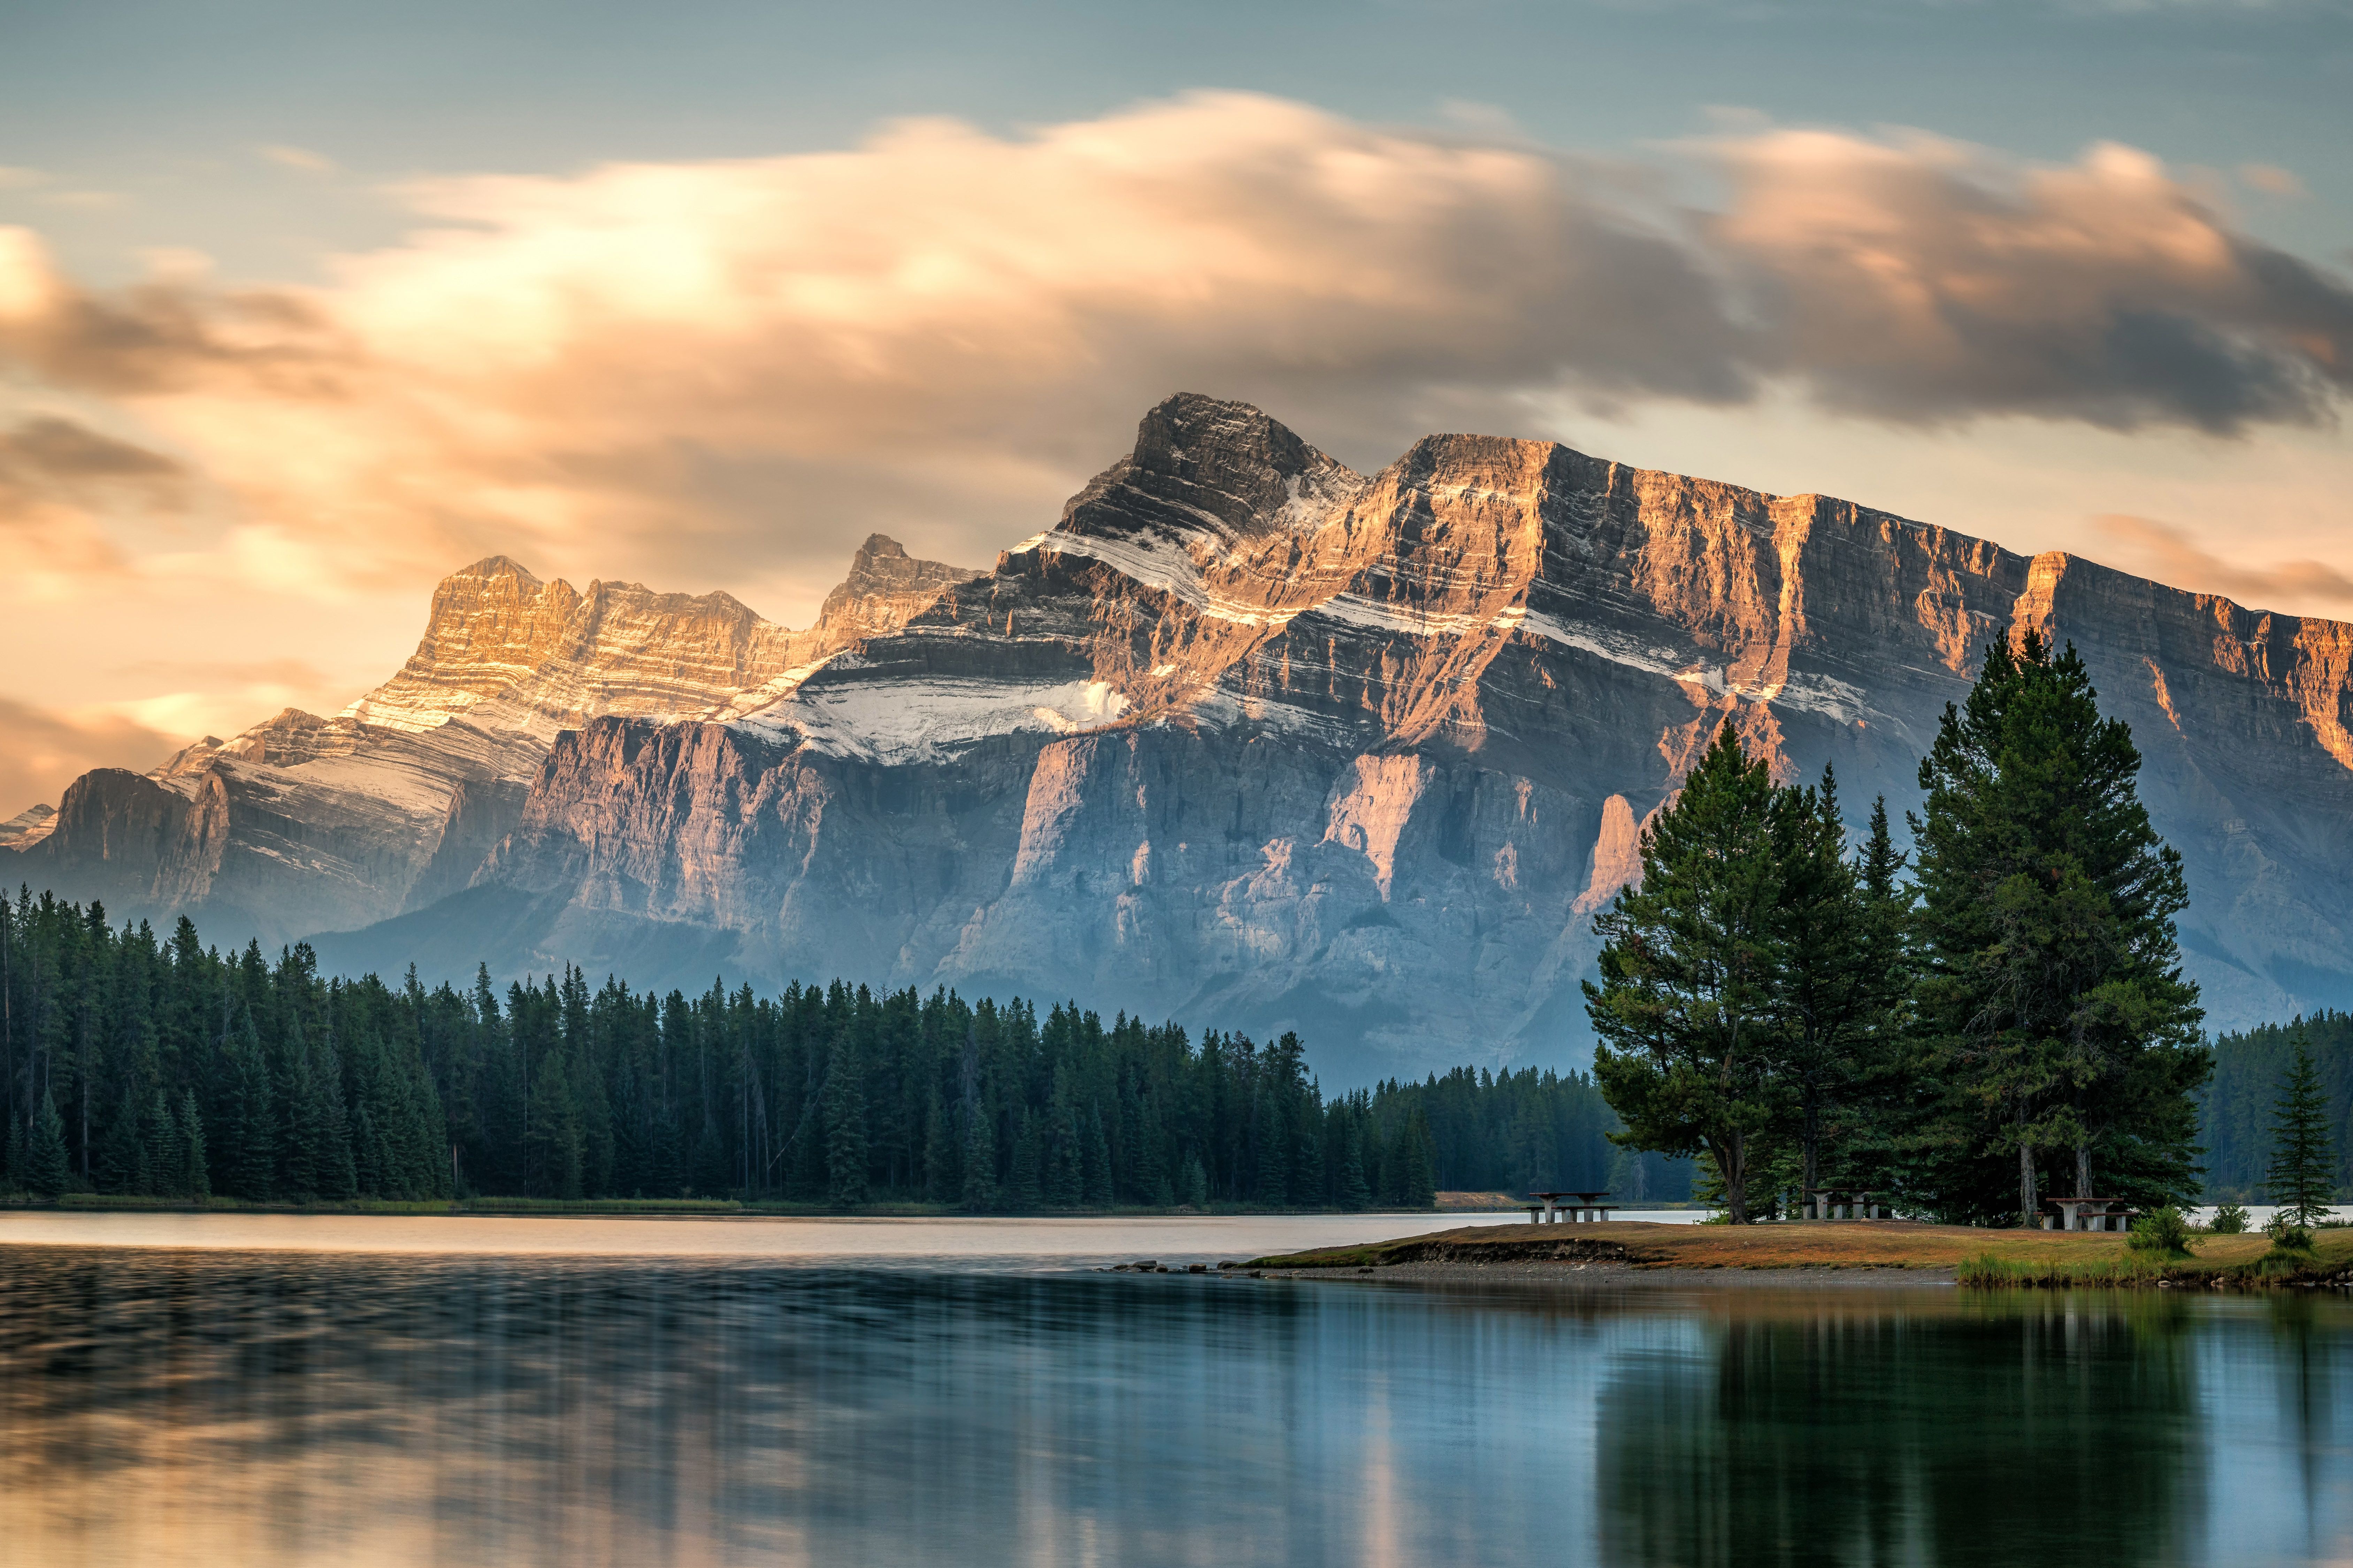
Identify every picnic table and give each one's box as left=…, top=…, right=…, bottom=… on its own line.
left=2040, top=1197, right=2136, bottom=1232
left=1802, top=1188, right=1891, bottom=1221
left=1524, top=1190, right=1613, bottom=1224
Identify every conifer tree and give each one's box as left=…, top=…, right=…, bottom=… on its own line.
left=225, top=1013, right=276, bottom=1200
left=1043, top=1068, right=1082, bottom=1208
left=313, top=1037, right=360, bottom=1201
left=28, top=1086, right=70, bottom=1196
left=959, top=1100, right=997, bottom=1211
left=1178, top=1152, right=1209, bottom=1209
left=145, top=1088, right=181, bottom=1197
left=1909, top=631, right=2206, bottom=1224
left=526, top=1050, right=584, bottom=1199
left=918, top=1083, right=949, bottom=1201
left=1254, top=1094, right=1290, bottom=1206
left=1007, top=1110, right=1042, bottom=1208
left=1768, top=767, right=1907, bottom=1199
left=1401, top=1108, right=1438, bottom=1208
left=823, top=1031, right=869, bottom=1207
left=98, top=1084, right=143, bottom=1195
left=1082, top=1109, right=1114, bottom=1209
left=1836, top=797, right=1917, bottom=1191
left=278, top=1021, right=322, bottom=1198
left=178, top=1087, right=210, bottom=1200
left=2266, top=1032, right=2336, bottom=1227
left=1335, top=1115, right=1373, bottom=1210
left=1588, top=727, right=1788, bottom=1223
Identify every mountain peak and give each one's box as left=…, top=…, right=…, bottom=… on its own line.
left=819, top=534, right=984, bottom=633
left=1052, top=392, right=1366, bottom=549
left=450, top=554, right=545, bottom=587
left=1129, top=392, right=1357, bottom=502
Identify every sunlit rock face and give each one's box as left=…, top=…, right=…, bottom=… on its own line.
left=18, top=393, right=2353, bottom=1082
left=8, top=545, right=981, bottom=944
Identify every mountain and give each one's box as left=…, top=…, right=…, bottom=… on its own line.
left=7, top=535, right=981, bottom=946
left=14, top=394, right=2353, bottom=1084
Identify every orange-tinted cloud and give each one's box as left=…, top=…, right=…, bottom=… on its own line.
left=2092, top=512, right=2353, bottom=613
left=0, top=414, right=189, bottom=589
left=0, top=695, right=174, bottom=821
left=1706, top=132, right=2353, bottom=431
left=0, top=94, right=2347, bottom=615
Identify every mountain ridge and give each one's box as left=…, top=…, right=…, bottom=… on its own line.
left=13, top=392, right=2353, bottom=1083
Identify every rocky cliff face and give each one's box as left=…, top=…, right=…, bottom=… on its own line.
left=9, top=543, right=980, bottom=943
left=17, top=394, right=2353, bottom=1083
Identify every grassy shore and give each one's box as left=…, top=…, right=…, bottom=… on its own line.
left=1246, top=1219, right=2353, bottom=1287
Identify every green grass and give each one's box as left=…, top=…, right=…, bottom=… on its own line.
left=1956, top=1251, right=2179, bottom=1288
left=1248, top=1217, right=2353, bottom=1287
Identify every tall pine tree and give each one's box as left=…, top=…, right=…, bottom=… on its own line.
left=1588, top=727, right=1788, bottom=1224
left=28, top=1086, right=71, bottom=1197
left=1768, top=767, right=1908, bottom=1200
left=2266, top=1032, right=2336, bottom=1226
left=1909, top=632, right=2206, bottom=1225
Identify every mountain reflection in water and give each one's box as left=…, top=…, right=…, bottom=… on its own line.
left=0, top=1248, right=2347, bottom=1567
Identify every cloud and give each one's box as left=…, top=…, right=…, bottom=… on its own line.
left=1702, top=132, right=2353, bottom=431
left=0, top=695, right=174, bottom=820
left=0, top=415, right=184, bottom=491
left=106, top=655, right=333, bottom=687
left=0, top=93, right=2346, bottom=617
left=2092, top=512, right=2353, bottom=610
left=258, top=144, right=337, bottom=174
left=0, top=415, right=189, bottom=587
left=0, top=653, right=365, bottom=816
left=2238, top=162, right=2306, bottom=197
left=0, top=226, right=344, bottom=396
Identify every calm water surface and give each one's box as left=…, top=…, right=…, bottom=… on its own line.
left=1, top=1214, right=2347, bottom=1567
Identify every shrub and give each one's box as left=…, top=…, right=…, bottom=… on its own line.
left=2208, top=1202, right=2249, bottom=1234
left=2265, top=1220, right=2315, bottom=1254
left=2264, top=1212, right=2316, bottom=1247
left=2128, top=1206, right=2193, bottom=1256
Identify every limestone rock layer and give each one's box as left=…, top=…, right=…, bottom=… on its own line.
left=15, top=393, right=2353, bottom=1082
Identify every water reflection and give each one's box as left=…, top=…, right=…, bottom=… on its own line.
left=0, top=1250, right=2346, bottom=1566
left=1595, top=1295, right=2210, bottom=1566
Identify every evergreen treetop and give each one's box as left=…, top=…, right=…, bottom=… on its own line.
left=2266, top=1032, right=2337, bottom=1227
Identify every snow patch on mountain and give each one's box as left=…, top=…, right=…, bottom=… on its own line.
left=738, top=675, right=1133, bottom=764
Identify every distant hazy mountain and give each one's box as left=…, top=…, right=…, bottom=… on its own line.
left=16, top=395, right=2353, bottom=1085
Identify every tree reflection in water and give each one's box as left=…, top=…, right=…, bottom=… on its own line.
left=1596, top=1293, right=2213, bottom=1566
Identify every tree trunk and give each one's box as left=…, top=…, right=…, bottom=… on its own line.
left=2075, top=1142, right=2092, bottom=1200
left=1720, top=1133, right=1750, bottom=1225
left=2018, top=1133, right=2038, bottom=1229
left=1802, top=1084, right=1821, bottom=1205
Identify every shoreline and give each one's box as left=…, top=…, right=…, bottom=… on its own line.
left=1241, top=1219, right=2353, bottom=1290
left=0, top=1197, right=1472, bottom=1223
left=1250, top=1259, right=1960, bottom=1288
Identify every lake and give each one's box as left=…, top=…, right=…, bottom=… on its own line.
left=1, top=1214, right=2347, bottom=1567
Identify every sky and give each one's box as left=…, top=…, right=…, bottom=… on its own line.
left=1, top=0, right=2349, bottom=818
